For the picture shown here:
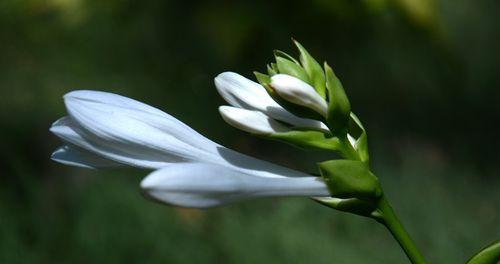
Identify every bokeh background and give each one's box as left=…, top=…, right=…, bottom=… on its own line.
left=1, top=0, right=499, bottom=263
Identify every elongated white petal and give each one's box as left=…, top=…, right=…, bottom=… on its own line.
left=51, top=145, right=122, bottom=169
left=270, top=74, right=328, bottom=116
left=50, top=117, right=187, bottom=168
left=219, top=106, right=289, bottom=135
left=52, top=91, right=314, bottom=180
left=63, top=91, right=222, bottom=164
left=64, top=90, right=170, bottom=117
left=64, top=90, right=216, bottom=153
left=215, top=72, right=328, bottom=131
left=141, top=163, right=329, bottom=208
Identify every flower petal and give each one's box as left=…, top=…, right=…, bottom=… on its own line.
left=64, top=90, right=170, bottom=117
left=52, top=91, right=317, bottom=179
left=63, top=92, right=223, bottom=165
left=219, top=106, right=289, bottom=135
left=270, top=74, right=328, bottom=116
left=215, top=72, right=328, bottom=131
left=50, top=116, right=196, bottom=168
left=64, top=90, right=217, bottom=153
left=51, top=145, right=122, bottom=169
left=140, top=162, right=329, bottom=208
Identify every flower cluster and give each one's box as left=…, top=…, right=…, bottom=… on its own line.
left=216, top=41, right=380, bottom=213
left=50, top=90, right=329, bottom=208
left=50, top=41, right=378, bottom=211
left=216, top=40, right=369, bottom=162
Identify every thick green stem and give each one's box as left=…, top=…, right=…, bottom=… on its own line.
left=331, top=130, right=425, bottom=263
left=375, top=196, right=427, bottom=264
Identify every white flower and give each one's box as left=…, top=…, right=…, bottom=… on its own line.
left=215, top=72, right=328, bottom=131
left=50, top=90, right=329, bottom=208
left=270, top=74, right=328, bottom=117
left=51, top=145, right=122, bottom=169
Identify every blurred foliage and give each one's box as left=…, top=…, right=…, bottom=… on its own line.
left=0, top=0, right=499, bottom=263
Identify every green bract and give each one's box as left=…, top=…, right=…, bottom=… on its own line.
left=349, top=113, right=369, bottom=163
left=269, top=130, right=339, bottom=151
left=467, top=240, right=500, bottom=264
left=318, top=160, right=381, bottom=200
left=254, top=71, right=271, bottom=86
left=275, top=56, right=310, bottom=82
left=293, top=40, right=327, bottom=98
left=314, top=197, right=377, bottom=217
left=252, top=41, right=371, bottom=163
left=325, top=62, right=351, bottom=135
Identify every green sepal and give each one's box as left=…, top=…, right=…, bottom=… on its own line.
left=267, top=63, right=278, bottom=75
left=348, top=113, right=365, bottom=138
left=313, top=197, right=377, bottom=217
left=273, top=50, right=300, bottom=65
left=467, top=240, right=500, bottom=264
left=269, top=129, right=338, bottom=151
left=254, top=71, right=271, bottom=86
left=275, top=56, right=310, bottom=83
left=293, top=40, right=326, bottom=98
left=355, top=131, right=369, bottom=163
left=263, top=84, right=325, bottom=121
left=325, top=62, right=351, bottom=134
left=318, top=160, right=381, bottom=200
left=348, top=113, right=369, bottom=163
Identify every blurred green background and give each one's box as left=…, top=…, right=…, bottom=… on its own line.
left=1, top=0, right=499, bottom=263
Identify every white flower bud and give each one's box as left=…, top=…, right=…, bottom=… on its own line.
left=215, top=72, right=329, bottom=131
left=219, top=106, right=289, bottom=135
left=270, top=74, right=328, bottom=116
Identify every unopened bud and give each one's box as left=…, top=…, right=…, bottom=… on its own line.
left=219, top=106, right=289, bottom=135
left=270, top=74, right=328, bottom=117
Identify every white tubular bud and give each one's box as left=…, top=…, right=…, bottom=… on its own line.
left=270, top=74, right=328, bottom=116
left=219, top=106, right=289, bottom=135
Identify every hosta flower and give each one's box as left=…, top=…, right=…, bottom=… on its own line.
left=50, top=90, right=329, bottom=208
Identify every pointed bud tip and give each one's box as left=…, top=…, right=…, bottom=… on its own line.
left=291, top=38, right=301, bottom=47
left=140, top=171, right=162, bottom=190
left=63, top=90, right=104, bottom=101
left=214, top=71, right=238, bottom=83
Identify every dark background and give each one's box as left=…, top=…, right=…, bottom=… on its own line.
left=1, top=0, right=499, bottom=263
